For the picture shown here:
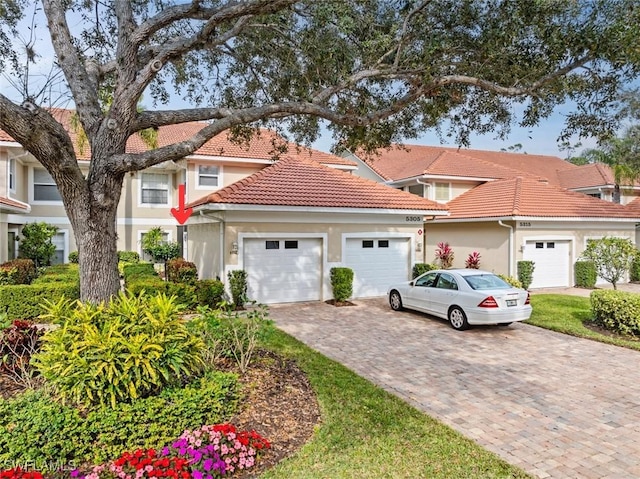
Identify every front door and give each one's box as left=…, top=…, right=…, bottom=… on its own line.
left=7, top=230, right=18, bottom=260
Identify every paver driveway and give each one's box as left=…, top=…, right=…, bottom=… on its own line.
left=269, top=297, right=640, bottom=479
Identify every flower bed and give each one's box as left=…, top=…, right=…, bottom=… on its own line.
left=1, top=424, right=269, bottom=479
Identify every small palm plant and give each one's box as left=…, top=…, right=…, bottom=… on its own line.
left=435, top=242, right=454, bottom=269
left=465, top=251, right=481, bottom=269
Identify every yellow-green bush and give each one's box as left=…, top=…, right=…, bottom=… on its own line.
left=33, top=293, right=204, bottom=407
left=590, top=289, right=640, bottom=337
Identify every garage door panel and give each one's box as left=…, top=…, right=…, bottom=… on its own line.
left=244, top=238, right=322, bottom=304
left=345, top=238, right=410, bottom=298
left=523, top=240, right=570, bottom=288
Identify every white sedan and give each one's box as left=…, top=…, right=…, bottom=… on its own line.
left=387, top=269, right=532, bottom=331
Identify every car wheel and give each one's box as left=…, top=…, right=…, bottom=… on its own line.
left=389, top=290, right=403, bottom=311
left=448, top=306, right=469, bottom=331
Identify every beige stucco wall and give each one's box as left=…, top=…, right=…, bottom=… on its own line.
left=186, top=161, right=265, bottom=201
left=425, top=221, right=510, bottom=274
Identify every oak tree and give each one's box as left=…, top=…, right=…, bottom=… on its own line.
left=0, top=0, right=639, bottom=302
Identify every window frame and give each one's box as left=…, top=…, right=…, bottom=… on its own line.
left=31, top=167, right=63, bottom=204
left=139, top=172, right=171, bottom=207
left=196, top=164, right=221, bottom=189
left=434, top=182, right=451, bottom=202
left=8, top=158, right=16, bottom=193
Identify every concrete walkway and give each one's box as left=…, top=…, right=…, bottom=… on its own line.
left=269, top=296, right=640, bottom=479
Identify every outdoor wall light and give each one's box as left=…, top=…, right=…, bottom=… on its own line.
left=230, top=241, right=239, bottom=254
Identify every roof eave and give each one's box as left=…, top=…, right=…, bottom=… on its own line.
left=194, top=203, right=448, bottom=216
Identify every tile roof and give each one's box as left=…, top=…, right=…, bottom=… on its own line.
left=356, top=144, right=575, bottom=184
left=0, top=108, right=354, bottom=166
left=0, top=196, right=29, bottom=211
left=557, top=163, right=615, bottom=189
left=189, top=156, right=448, bottom=212
left=439, top=176, right=640, bottom=220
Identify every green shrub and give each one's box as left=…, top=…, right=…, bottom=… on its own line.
left=167, top=258, right=198, bottom=283
left=117, top=251, right=140, bottom=263
left=33, top=293, right=204, bottom=407
left=68, top=250, right=79, bottom=263
left=0, top=258, right=36, bottom=285
left=32, top=264, right=79, bottom=284
left=330, top=267, right=353, bottom=302
left=126, top=276, right=166, bottom=296
left=0, top=371, right=238, bottom=465
left=0, top=283, right=80, bottom=320
left=122, top=262, right=157, bottom=286
left=412, top=263, right=437, bottom=279
left=165, top=282, right=198, bottom=309
left=631, top=252, right=640, bottom=282
left=497, top=274, right=523, bottom=288
left=195, top=279, right=226, bottom=308
left=18, top=222, right=58, bottom=268
left=517, top=260, right=535, bottom=290
left=228, top=269, right=248, bottom=308
left=574, top=261, right=597, bottom=288
left=590, top=290, right=640, bottom=337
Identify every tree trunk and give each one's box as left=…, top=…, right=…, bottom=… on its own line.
left=613, top=184, right=621, bottom=204
left=64, top=169, right=124, bottom=303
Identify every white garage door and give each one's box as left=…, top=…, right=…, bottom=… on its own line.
left=244, top=238, right=322, bottom=304
left=523, top=240, right=570, bottom=288
left=345, top=238, right=410, bottom=298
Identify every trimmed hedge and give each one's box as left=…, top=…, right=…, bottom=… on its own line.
left=194, top=279, right=225, bottom=308
left=412, top=263, right=437, bottom=279
left=330, top=267, right=353, bottom=302
left=631, top=252, right=640, bottom=282
left=517, top=260, right=535, bottom=290
left=32, top=264, right=80, bottom=285
left=574, top=261, right=597, bottom=288
left=0, top=283, right=80, bottom=320
left=590, top=289, right=640, bottom=337
left=118, top=251, right=140, bottom=263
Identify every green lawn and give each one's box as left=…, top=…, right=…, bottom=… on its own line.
left=527, top=294, right=640, bottom=351
left=260, top=328, right=532, bottom=479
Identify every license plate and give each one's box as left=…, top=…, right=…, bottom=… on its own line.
left=506, top=299, right=517, bottom=307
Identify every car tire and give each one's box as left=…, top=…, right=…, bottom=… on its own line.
left=389, top=290, right=403, bottom=311
left=448, top=306, right=469, bottom=331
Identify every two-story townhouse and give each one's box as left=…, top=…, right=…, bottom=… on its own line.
left=344, top=144, right=640, bottom=289
left=1, top=110, right=449, bottom=303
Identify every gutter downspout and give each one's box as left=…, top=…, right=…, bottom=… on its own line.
left=199, top=210, right=226, bottom=281
left=498, top=220, right=514, bottom=277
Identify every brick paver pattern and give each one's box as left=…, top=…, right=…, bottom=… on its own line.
left=269, top=297, right=640, bottom=479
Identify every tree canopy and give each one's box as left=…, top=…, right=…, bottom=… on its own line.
left=1, top=0, right=639, bottom=302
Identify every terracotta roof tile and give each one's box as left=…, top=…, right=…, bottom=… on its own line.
left=358, top=144, right=575, bottom=184
left=189, top=156, right=448, bottom=211
left=557, top=163, right=615, bottom=189
left=440, top=176, right=640, bottom=220
left=0, top=109, right=354, bottom=166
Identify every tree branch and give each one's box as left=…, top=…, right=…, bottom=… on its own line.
left=42, top=0, right=102, bottom=134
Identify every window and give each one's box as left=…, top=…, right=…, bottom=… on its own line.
left=266, top=240, right=280, bottom=250
left=415, top=272, right=437, bottom=287
left=198, top=165, right=220, bottom=187
left=547, top=242, right=555, bottom=249
left=436, top=273, right=458, bottom=290
left=8, top=158, right=15, bottom=192
left=33, top=168, right=62, bottom=202
left=588, top=193, right=602, bottom=199
left=536, top=242, right=544, bottom=249
left=408, top=184, right=424, bottom=197
left=51, top=232, right=66, bottom=265
left=435, top=182, right=450, bottom=202
left=140, top=230, right=169, bottom=261
left=378, top=240, right=389, bottom=248
left=141, top=173, right=169, bottom=205
left=362, top=240, right=374, bottom=248
left=284, top=240, right=298, bottom=249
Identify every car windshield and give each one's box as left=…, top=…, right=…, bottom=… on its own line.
left=463, top=274, right=511, bottom=290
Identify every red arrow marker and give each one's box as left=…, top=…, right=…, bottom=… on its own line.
left=170, top=184, right=193, bottom=225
